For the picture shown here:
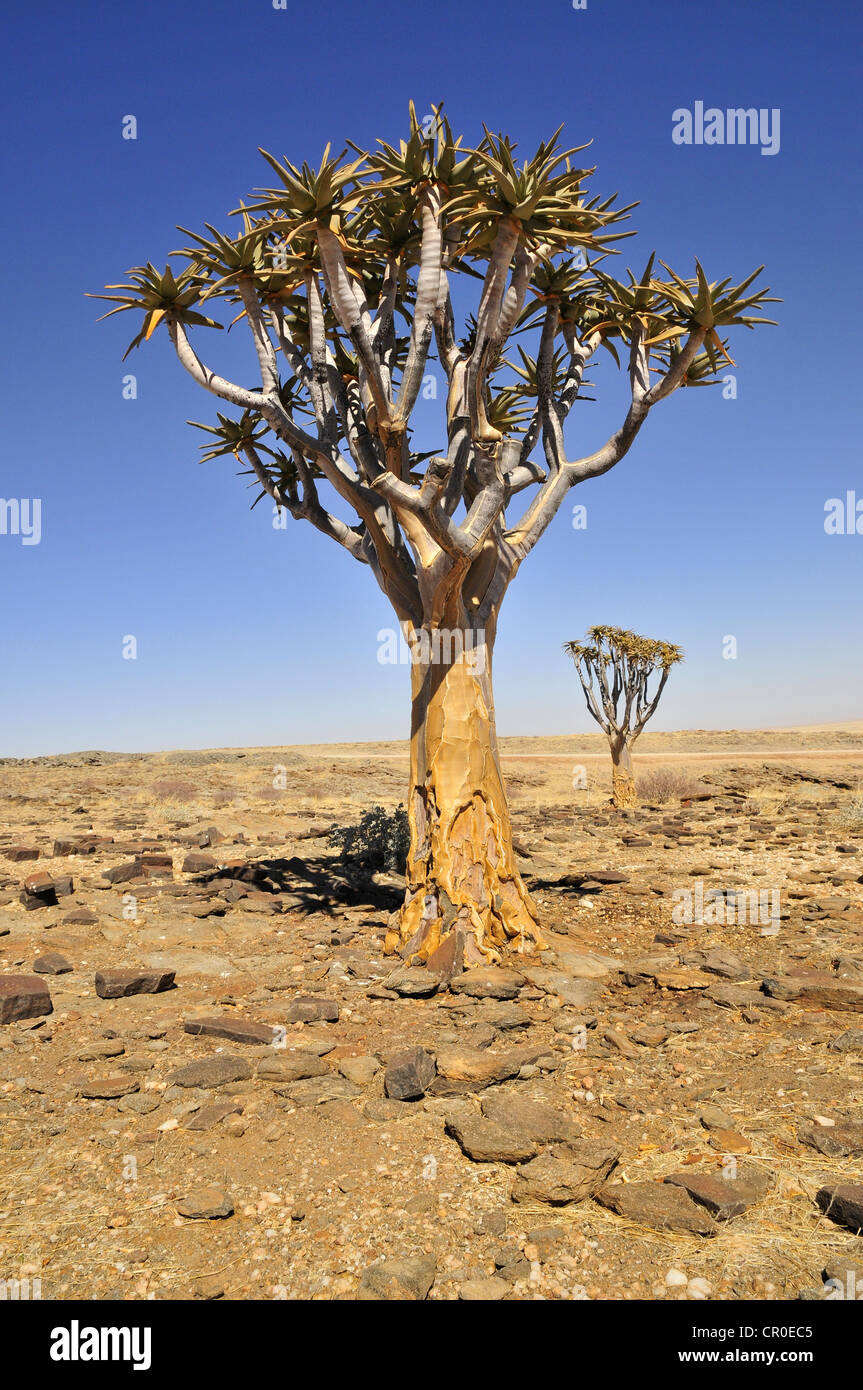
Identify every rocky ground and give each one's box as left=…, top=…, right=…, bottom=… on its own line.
left=1, top=738, right=862, bottom=1302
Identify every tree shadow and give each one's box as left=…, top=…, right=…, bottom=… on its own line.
left=193, top=852, right=403, bottom=917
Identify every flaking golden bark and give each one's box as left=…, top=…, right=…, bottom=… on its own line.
left=394, top=635, right=546, bottom=964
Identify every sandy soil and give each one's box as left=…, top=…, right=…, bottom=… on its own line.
left=1, top=727, right=861, bottom=1302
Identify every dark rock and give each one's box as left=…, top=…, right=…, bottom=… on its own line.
left=595, top=1181, right=716, bottom=1236
left=816, top=1184, right=863, bottom=1233
left=183, top=1015, right=279, bottom=1046
left=0, top=974, right=53, bottom=1024
left=183, top=853, right=217, bottom=874
left=61, top=908, right=99, bottom=926
left=4, top=846, right=39, bottom=862
left=665, top=1167, right=772, bottom=1220
left=95, top=968, right=175, bottom=999
left=799, top=1122, right=863, bottom=1158
left=33, top=953, right=72, bottom=975
left=103, top=862, right=142, bottom=885
left=385, top=1045, right=437, bottom=1100
left=425, top=931, right=465, bottom=981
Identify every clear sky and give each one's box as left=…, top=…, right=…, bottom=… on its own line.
left=0, top=0, right=860, bottom=756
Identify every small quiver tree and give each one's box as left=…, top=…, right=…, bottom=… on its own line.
left=564, top=626, right=683, bottom=808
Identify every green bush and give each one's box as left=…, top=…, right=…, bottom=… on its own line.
left=328, top=804, right=410, bottom=875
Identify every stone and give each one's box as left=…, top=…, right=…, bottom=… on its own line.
left=425, top=931, right=465, bottom=981
left=257, top=1052, right=329, bottom=1082
left=183, top=853, right=216, bottom=873
left=120, top=1093, right=161, bottom=1115
left=687, top=946, right=750, bottom=981
left=80, top=1076, right=141, bottom=1099
left=556, top=950, right=621, bottom=979
left=526, top=1226, right=567, bottom=1260
left=828, top=1029, right=863, bottom=1053
left=4, top=846, right=39, bottom=861
left=184, top=1102, right=244, bottom=1131
left=432, top=1045, right=532, bottom=1090
left=762, top=971, right=863, bottom=1012
left=707, top=1129, right=752, bottom=1155
left=603, top=1028, right=641, bottom=1059
left=183, top=1015, right=279, bottom=1046
left=511, top=1143, right=620, bottom=1205
left=176, top=1187, right=234, bottom=1220
left=95, top=968, right=175, bottom=999
left=445, top=1113, right=538, bottom=1164
left=459, top=1277, right=508, bottom=1301
left=103, top=863, right=142, bottom=885
left=166, top=1055, right=253, bottom=1089
left=358, top=1254, right=436, bottom=1301
left=33, top=953, right=72, bottom=975
left=816, top=1184, right=863, bottom=1233
left=800, top=1122, right=863, bottom=1158
left=630, top=1023, right=669, bottom=1047
left=76, top=1040, right=125, bottom=1062
left=0, top=975, right=53, bottom=1025
left=595, top=1181, right=716, bottom=1236
left=22, top=870, right=56, bottom=896
left=278, top=1075, right=361, bottom=1106
left=480, top=1094, right=582, bottom=1145
left=475, top=1000, right=531, bottom=1030
left=450, top=968, right=524, bottom=1000
left=283, top=996, right=339, bottom=1024
left=62, top=909, right=98, bottom=926
left=665, top=1167, right=772, bottom=1220
left=385, top=967, right=440, bottom=998
left=520, top=968, right=601, bottom=1008
left=385, top=1045, right=437, bottom=1100
left=338, top=1055, right=380, bottom=1086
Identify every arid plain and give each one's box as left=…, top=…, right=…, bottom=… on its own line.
left=1, top=723, right=861, bottom=1301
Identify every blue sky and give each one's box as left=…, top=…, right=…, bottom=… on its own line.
left=0, top=0, right=860, bottom=756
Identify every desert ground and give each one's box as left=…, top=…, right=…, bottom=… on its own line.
left=1, top=724, right=862, bottom=1302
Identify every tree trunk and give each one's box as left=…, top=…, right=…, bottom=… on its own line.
left=610, top=737, right=638, bottom=808
left=389, top=619, right=546, bottom=965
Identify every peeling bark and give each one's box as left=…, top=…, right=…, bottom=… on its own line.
left=610, top=738, right=638, bottom=809
left=389, top=623, right=546, bottom=964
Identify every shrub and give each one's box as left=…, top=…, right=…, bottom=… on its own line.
left=328, top=805, right=410, bottom=876
left=637, top=767, right=709, bottom=804
left=151, top=778, right=197, bottom=801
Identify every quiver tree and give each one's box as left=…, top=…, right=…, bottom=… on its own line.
left=565, top=626, right=684, bottom=807
left=92, top=104, right=776, bottom=965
